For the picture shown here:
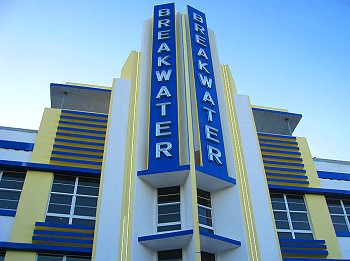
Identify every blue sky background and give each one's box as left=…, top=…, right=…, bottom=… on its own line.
left=1, top=0, right=349, bottom=161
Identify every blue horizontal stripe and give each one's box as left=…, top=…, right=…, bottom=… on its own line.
left=55, top=138, right=104, bottom=147
left=52, top=151, right=103, bottom=159
left=269, top=184, right=350, bottom=198
left=0, top=159, right=101, bottom=175
left=32, top=236, right=93, bottom=245
left=265, top=167, right=306, bottom=173
left=53, top=144, right=104, bottom=153
left=260, top=143, right=299, bottom=150
left=281, top=249, right=328, bottom=255
left=267, top=178, right=309, bottom=185
left=50, top=157, right=102, bottom=166
left=138, top=229, right=193, bottom=242
left=336, top=232, right=350, bottom=237
left=51, top=83, right=111, bottom=93
left=279, top=239, right=326, bottom=244
left=57, top=126, right=106, bottom=135
left=263, top=155, right=302, bottom=162
left=34, top=230, right=93, bottom=238
left=56, top=132, right=105, bottom=141
left=199, top=230, right=241, bottom=246
left=317, top=171, right=350, bottom=181
left=0, top=140, right=34, bottom=151
left=261, top=149, right=301, bottom=155
left=264, top=160, right=304, bottom=167
left=259, top=138, right=298, bottom=145
left=266, top=172, right=308, bottom=179
left=61, top=115, right=108, bottom=123
left=59, top=120, right=107, bottom=129
left=280, top=243, right=327, bottom=249
left=0, top=241, right=92, bottom=255
left=0, top=209, right=16, bottom=217
left=252, top=108, right=302, bottom=118
left=258, top=132, right=296, bottom=140
left=35, top=222, right=94, bottom=231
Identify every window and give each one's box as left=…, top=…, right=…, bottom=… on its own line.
left=201, top=251, right=215, bottom=261
left=197, top=189, right=214, bottom=233
left=157, top=186, right=181, bottom=232
left=326, top=198, right=350, bottom=233
left=0, top=170, right=25, bottom=211
left=0, top=252, right=5, bottom=261
left=158, top=249, right=182, bottom=261
left=45, top=175, right=99, bottom=227
left=37, top=254, right=90, bottom=261
left=271, top=194, right=313, bottom=240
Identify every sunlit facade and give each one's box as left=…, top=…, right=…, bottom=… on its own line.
left=0, top=3, right=349, bottom=261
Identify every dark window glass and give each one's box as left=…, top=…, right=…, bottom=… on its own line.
left=158, top=249, right=182, bottom=261
left=157, top=224, right=181, bottom=232
left=201, top=251, right=215, bottom=261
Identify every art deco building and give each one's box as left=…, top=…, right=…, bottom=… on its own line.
left=0, top=3, right=349, bottom=261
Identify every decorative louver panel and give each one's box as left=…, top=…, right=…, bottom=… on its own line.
left=258, top=132, right=309, bottom=187
left=50, top=110, right=107, bottom=170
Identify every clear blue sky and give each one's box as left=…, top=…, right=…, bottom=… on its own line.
left=1, top=0, right=349, bottom=161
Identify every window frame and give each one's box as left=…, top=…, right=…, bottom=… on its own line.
left=36, top=253, right=91, bottom=261
left=271, top=193, right=314, bottom=240
left=197, top=188, right=214, bottom=234
left=157, top=186, right=181, bottom=233
left=45, top=175, right=99, bottom=227
left=0, top=170, right=25, bottom=211
left=326, top=198, right=350, bottom=233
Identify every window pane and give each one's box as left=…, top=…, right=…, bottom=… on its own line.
left=198, top=206, right=211, bottom=218
left=331, top=215, right=346, bottom=225
left=0, top=180, right=24, bottom=190
left=45, top=216, right=69, bottom=224
left=158, top=186, right=180, bottom=196
left=199, top=216, right=212, bottom=227
left=72, top=218, right=95, bottom=227
left=197, top=189, right=210, bottom=199
left=292, top=221, right=311, bottom=230
left=201, top=251, right=215, bottom=261
left=328, top=205, right=344, bottom=214
left=158, top=213, right=180, bottom=223
left=288, top=202, right=306, bottom=211
left=49, top=194, right=72, bottom=205
left=74, top=206, right=96, bottom=217
left=157, top=224, right=181, bottom=232
left=77, top=186, right=99, bottom=196
left=75, top=197, right=97, bottom=207
left=287, top=195, right=304, bottom=203
left=48, top=203, right=71, bottom=214
left=276, top=221, right=290, bottom=229
left=273, top=211, right=288, bottom=221
left=158, top=194, right=180, bottom=204
left=197, top=197, right=211, bottom=208
left=277, top=232, right=293, bottom=239
left=271, top=202, right=286, bottom=210
left=158, top=204, right=180, bottom=215
left=158, top=249, right=182, bottom=261
left=334, top=223, right=349, bottom=232
left=37, top=255, right=63, bottom=261
left=78, top=177, right=100, bottom=187
left=53, top=175, right=75, bottom=185
left=327, top=199, right=341, bottom=207
left=294, top=232, right=313, bottom=240
left=66, top=257, right=91, bottom=261
left=270, top=194, right=284, bottom=202
left=0, top=199, right=19, bottom=210
left=0, top=190, right=20, bottom=200
left=51, top=183, right=74, bottom=194
left=199, top=226, right=214, bottom=234
left=290, top=213, right=308, bottom=222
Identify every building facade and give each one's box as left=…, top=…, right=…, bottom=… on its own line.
left=0, top=3, right=349, bottom=261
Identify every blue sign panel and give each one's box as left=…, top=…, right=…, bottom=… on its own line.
left=187, top=5, right=229, bottom=178
left=148, top=3, right=180, bottom=172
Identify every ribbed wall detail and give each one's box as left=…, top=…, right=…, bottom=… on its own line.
left=50, top=110, right=107, bottom=170
left=258, top=132, right=309, bottom=187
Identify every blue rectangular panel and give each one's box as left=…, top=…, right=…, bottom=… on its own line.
left=187, top=5, right=228, bottom=179
left=148, top=3, right=180, bottom=171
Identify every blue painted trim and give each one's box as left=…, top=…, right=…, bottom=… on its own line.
left=317, top=171, right=350, bottom=181
left=269, top=184, right=350, bottom=197
left=258, top=132, right=296, bottom=140
left=51, top=83, right=111, bottom=93
left=0, top=209, right=16, bottom=217
left=199, top=231, right=241, bottom=246
left=137, top=165, right=190, bottom=176
left=0, top=160, right=101, bottom=175
left=261, top=149, right=301, bottom=156
left=50, top=157, right=102, bottom=166
left=59, top=121, right=107, bottom=129
left=260, top=143, right=299, bottom=150
left=35, top=222, right=94, bottom=231
left=195, top=165, right=236, bottom=185
left=0, top=140, right=34, bottom=151
left=0, top=241, right=91, bottom=255
left=252, top=108, right=302, bottom=117
left=280, top=243, right=327, bottom=249
left=265, top=167, right=306, bottom=173
left=138, top=229, right=193, bottom=242
left=32, top=236, right=93, bottom=245
left=263, top=160, right=304, bottom=167
left=57, top=126, right=106, bottom=135
left=263, top=155, right=302, bottom=161
left=281, top=249, right=328, bottom=255
left=51, top=151, right=103, bottom=159
left=284, top=258, right=350, bottom=261
left=279, top=239, right=326, bottom=244
left=56, top=132, right=105, bottom=141
left=34, top=230, right=93, bottom=238
left=266, top=172, right=307, bottom=179
left=61, top=109, right=108, bottom=118
left=259, top=138, right=298, bottom=145
left=55, top=138, right=104, bottom=147
left=53, top=145, right=104, bottom=153
left=267, top=178, right=309, bottom=185
left=336, top=232, right=350, bottom=237
left=60, top=115, right=107, bottom=123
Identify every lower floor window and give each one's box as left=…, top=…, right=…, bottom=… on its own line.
left=157, top=186, right=181, bottom=232
left=158, top=249, right=182, bottom=261
left=37, top=254, right=90, bottom=261
left=326, top=198, right=350, bottom=233
left=201, top=251, right=215, bottom=261
left=197, top=189, right=214, bottom=234
left=0, top=252, right=5, bottom=261
left=271, top=193, right=313, bottom=240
